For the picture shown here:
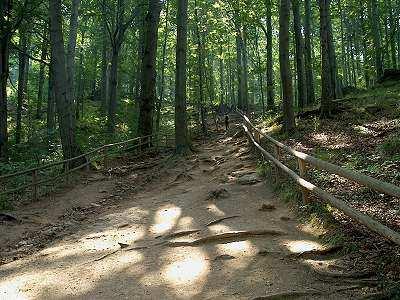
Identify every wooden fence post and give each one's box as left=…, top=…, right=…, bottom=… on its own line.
left=298, top=158, right=310, bottom=203
left=274, top=145, right=282, bottom=182
left=32, top=169, right=38, bottom=201
left=85, top=157, right=90, bottom=172
left=64, top=163, right=70, bottom=184
left=103, top=148, right=109, bottom=170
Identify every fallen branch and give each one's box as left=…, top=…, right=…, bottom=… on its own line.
left=206, top=216, right=240, bottom=227
left=166, top=230, right=286, bottom=247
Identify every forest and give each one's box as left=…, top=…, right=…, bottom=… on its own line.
left=0, top=0, right=398, bottom=167
left=0, top=0, right=400, bottom=298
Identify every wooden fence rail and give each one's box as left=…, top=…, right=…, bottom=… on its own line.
left=0, top=134, right=171, bottom=201
left=236, top=110, right=400, bottom=245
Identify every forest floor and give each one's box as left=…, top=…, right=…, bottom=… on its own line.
left=0, top=119, right=385, bottom=299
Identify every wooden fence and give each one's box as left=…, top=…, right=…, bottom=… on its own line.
left=0, top=134, right=173, bottom=202
left=236, top=110, right=400, bottom=245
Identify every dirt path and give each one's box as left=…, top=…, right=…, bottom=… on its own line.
left=0, top=127, right=366, bottom=299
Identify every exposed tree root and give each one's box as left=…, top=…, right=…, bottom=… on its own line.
left=253, top=286, right=361, bottom=300
left=92, top=249, right=120, bottom=262
left=166, top=230, right=286, bottom=247
left=313, top=268, right=375, bottom=279
left=317, top=276, right=380, bottom=287
left=206, top=215, right=240, bottom=226
left=288, top=245, right=343, bottom=259
left=163, top=230, right=201, bottom=239
left=252, top=289, right=322, bottom=299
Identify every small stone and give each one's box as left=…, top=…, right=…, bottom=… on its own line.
left=237, top=174, right=261, bottom=185
left=259, top=204, right=276, bottom=211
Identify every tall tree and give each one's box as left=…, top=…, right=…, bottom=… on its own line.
left=292, top=0, right=307, bottom=110
left=303, top=0, right=315, bottom=105
left=137, top=0, right=162, bottom=138
left=279, top=0, right=295, bottom=132
left=66, top=0, right=81, bottom=110
left=175, top=0, right=190, bottom=154
left=369, top=0, right=383, bottom=79
left=15, top=27, right=29, bottom=144
left=0, top=0, right=12, bottom=160
left=49, top=0, right=82, bottom=163
left=319, top=0, right=338, bottom=117
left=155, top=0, right=170, bottom=138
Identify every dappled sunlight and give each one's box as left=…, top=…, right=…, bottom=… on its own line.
left=209, top=224, right=259, bottom=269
left=0, top=275, right=30, bottom=300
left=206, top=203, right=226, bottom=217
left=216, top=241, right=258, bottom=259
left=162, top=248, right=210, bottom=298
left=282, top=239, right=323, bottom=253
left=310, top=132, right=352, bottom=150
left=150, top=205, right=182, bottom=235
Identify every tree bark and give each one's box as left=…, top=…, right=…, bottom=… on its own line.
left=36, top=28, right=48, bottom=119
left=369, top=0, right=383, bottom=79
left=303, top=0, right=315, bottom=105
left=0, top=1, right=11, bottom=160
left=279, top=0, right=296, bottom=132
left=155, top=0, right=169, bottom=138
left=265, top=0, right=275, bottom=110
left=194, top=0, right=207, bottom=136
left=175, top=0, right=190, bottom=154
left=49, top=0, right=82, bottom=163
left=47, top=55, right=56, bottom=142
left=319, top=0, right=337, bottom=117
left=66, top=0, right=81, bottom=111
left=292, top=0, right=307, bottom=110
left=235, top=22, right=244, bottom=110
left=137, top=0, right=162, bottom=138
left=15, top=27, right=28, bottom=144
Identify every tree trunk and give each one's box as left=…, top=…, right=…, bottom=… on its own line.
left=47, top=56, right=56, bottom=142
left=241, top=29, right=249, bottom=111
left=49, top=0, right=82, bottom=163
left=175, top=0, right=190, bottom=154
left=235, top=22, right=244, bottom=110
left=0, top=1, right=11, bottom=160
left=265, top=0, right=275, bottom=110
left=36, top=28, right=48, bottom=119
left=319, top=0, right=336, bottom=117
left=303, top=0, right=315, bottom=105
left=279, top=0, right=296, bottom=132
left=369, top=0, right=383, bottom=79
left=155, top=0, right=169, bottom=139
left=292, top=0, right=307, bottom=110
left=15, top=28, right=28, bottom=144
left=194, top=0, right=207, bottom=136
left=255, top=29, right=265, bottom=115
left=100, top=8, right=109, bottom=113
left=66, top=0, right=81, bottom=111
left=137, top=0, right=162, bottom=138
left=107, top=49, right=119, bottom=133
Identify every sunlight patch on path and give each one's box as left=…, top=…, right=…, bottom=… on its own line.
left=163, top=248, right=209, bottom=299
left=282, top=239, right=323, bottom=253
left=150, top=205, right=182, bottom=235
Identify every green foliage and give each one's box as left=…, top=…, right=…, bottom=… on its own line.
left=379, top=135, right=400, bottom=156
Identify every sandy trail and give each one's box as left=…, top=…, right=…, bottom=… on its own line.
left=0, top=127, right=363, bottom=299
